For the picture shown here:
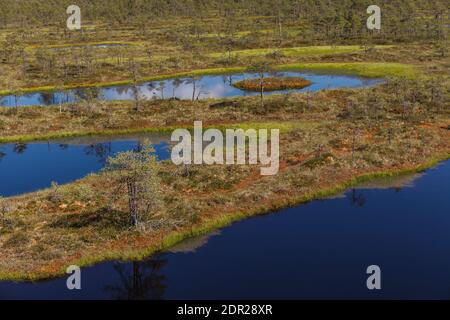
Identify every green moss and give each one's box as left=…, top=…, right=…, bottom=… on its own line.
left=209, top=45, right=394, bottom=58
left=276, top=62, right=417, bottom=79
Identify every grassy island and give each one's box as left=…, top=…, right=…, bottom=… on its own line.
left=233, top=77, right=312, bottom=92
left=0, top=74, right=449, bottom=281
left=0, top=0, right=449, bottom=282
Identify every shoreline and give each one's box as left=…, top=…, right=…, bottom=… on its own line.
left=1, top=153, right=448, bottom=282
left=0, top=62, right=415, bottom=97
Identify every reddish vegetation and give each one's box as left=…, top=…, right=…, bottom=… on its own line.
left=233, top=77, right=312, bottom=92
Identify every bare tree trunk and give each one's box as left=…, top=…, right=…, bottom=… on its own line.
left=351, top=126, right=357, bottom=168
left=192, top=80, right=196, bottom=102
left=133, top=85, right=140, bottom=112
left=278, top=16, right=283, bottom=38
left=127, top=181, right=138, bottom=227
left=260, top=75, right=264, bottom=107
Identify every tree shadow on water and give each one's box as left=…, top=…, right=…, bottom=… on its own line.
left=13, top=143, right=27, bottom=154
left=83, top=143, right=113, bottom=165
left=104, top=257, right=168, bottom=300
left=349, top=189, right=366, bottom=208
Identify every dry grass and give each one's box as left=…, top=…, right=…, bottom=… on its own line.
left=0, top=23, right=448, bottom=280
left=1, top=21, right=441, bottom=94
left=0, top=77, right=449, bottom=280
left=233, top=77, right=312, bottom=92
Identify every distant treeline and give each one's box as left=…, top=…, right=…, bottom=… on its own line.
left=0, top=0, right=448, bottom=42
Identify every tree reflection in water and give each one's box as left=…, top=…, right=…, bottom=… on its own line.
left=222, top=75, right=234, bottom=86
left=104, top=257, right=168, bottom=300
left=39, top=92, right=57, bottom=105
left=83, top=143, right=113, bottom=164
left=349, top=189, right=366, bottom=208
left=82, top=141, right=150, bottom=164
left=13, top=143, right=28, bottom=154
left=1, top=139, right=160, bottom=165
left=133, top=141, right=144, bottom=153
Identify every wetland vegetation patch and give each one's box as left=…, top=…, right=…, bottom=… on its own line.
left=233, top=77, right=312, bottom=92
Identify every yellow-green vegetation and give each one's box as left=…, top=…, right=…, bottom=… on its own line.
left=233, top=77, right=312, bottom=92
left=0, top=1, right=448, bottom=281
left=0, top=119, right=306, bottom=144
left=2, top=154, right=450, bottom=282
left=25, top=41, right=140, bottom=50
left=0, top=76, right=449, bottom=280
left=209, top=45, right=393, bottom=58
left=276, top=62, right=418, bottom=79
left=1, top=74, right=441, bottom=145
left=0, top=0, right=447, bottom=96
left=0, top=62, right=416, bottom=96
left=0, top=66, right=245, bottom=96
left=1, top=18, right=439, bottom=96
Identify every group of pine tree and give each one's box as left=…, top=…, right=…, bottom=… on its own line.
left=0, top=0, right=447, bottom=43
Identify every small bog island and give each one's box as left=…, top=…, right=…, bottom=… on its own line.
left=233, top=77, right=312, bottom=92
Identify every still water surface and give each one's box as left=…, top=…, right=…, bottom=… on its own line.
left=0, top=72, right=382, bottom=107
left=0, top=134, right=170, bottom=197
left=0, top=160, right=449, bottom=300
left=0, top=71, right=381, bottom=196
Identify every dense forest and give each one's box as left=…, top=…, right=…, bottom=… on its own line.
left=0, top=0, right=448, bottom=44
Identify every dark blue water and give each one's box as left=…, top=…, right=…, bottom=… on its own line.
left=1, top=160, right=449, bottom=300
left=0, top=72, right=382, bottom=107
left=0, top=134, right=170, bottom=197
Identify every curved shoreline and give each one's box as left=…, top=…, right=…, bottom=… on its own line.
left=233, top=77, right=312, bottom=92
left=0, top=62, right=415, bottom=97
left=1, top=153, right=448, bottom=282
